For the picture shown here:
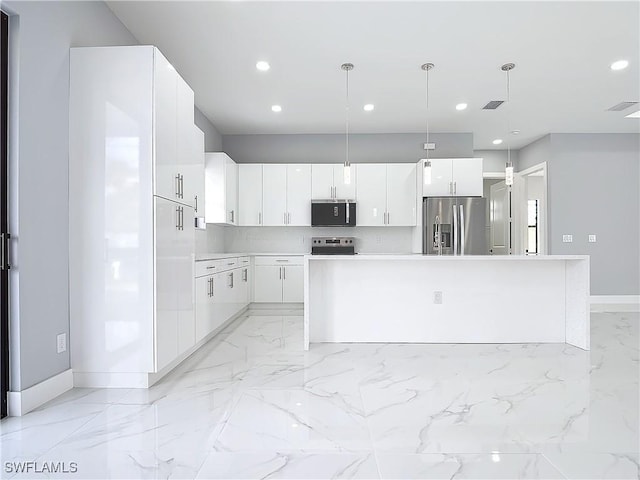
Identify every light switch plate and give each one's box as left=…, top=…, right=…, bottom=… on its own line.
left=588, top=235, right=597, bottom=243
left=57, top=333, right=67, bottom=353
left=562, top=234, right=573, bottom=243
left=433, top=291, right=443, bottom=304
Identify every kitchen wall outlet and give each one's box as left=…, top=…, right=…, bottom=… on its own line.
left=562, top=234, right=573, bottom=243
left=376, top=235, right=382, bottom=244
left=433, top=291, right=443, bottom=304
left=56, top=333, right=67, bottom=353
left=588, top=234, right=597, bottom=243
left=423, top=142, right=436, bottom=150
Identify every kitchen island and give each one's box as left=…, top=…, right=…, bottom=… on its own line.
left=304, top=254, right=590, bottom=350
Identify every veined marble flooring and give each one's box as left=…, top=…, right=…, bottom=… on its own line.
left=1, top=310, right=638, bottom=479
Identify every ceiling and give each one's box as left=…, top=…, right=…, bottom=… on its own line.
left=106, top=1, right=639, bottom=150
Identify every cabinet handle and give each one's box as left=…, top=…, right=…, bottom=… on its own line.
left=180, top=174, right=184, bottom=199
left=243, top=268, right=248, bottom=281
left=259, top=212, right=262, bottom=225
left=288, top=212, right=291, bottom=224
left=279, top=266, right=282, bottom=280
left=454, top=182, right=457, bottom=195
left=387, top=212, right=390, bottom=225
left=180, top=206, right=184, bottom=230
left=206, top=266, right=216, bottom=269
left=175, top=174, right=181, bottom=198
left=228, top=272, right=234, bottom=288
left=227, top=262, right=234, bottom=266
left=275, top=259, right=289, bottom=262
left=194, top=195, right=198, bottom=213
left=283, top=266, right=286, bottom=280
left=176, top=206, right=181, bottom=230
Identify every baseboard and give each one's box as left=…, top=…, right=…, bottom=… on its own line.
left=250, top=302, right=303, bottom=314
left=590, top=295, right=640, bottom=312
left=7, top=369, right=73, bottom=416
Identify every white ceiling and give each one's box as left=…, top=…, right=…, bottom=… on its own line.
left=106, top=1, right=639, bottom=150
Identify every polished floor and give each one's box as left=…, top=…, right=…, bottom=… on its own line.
left=1, top=309, right=638, bottom=479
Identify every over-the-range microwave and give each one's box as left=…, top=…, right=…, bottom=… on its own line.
left=311, top=200, right=356, bottom=227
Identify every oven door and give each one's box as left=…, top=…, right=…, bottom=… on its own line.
left=311, top=202, right=356, bottom=226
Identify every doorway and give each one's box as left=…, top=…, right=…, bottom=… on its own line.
left=1, top=10, right=9, bottom=418
left=515, top=163, right=548, bottom=255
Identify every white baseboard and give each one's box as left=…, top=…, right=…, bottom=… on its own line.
left=7, top=369, right=73, bottom=416
left=590, top=295, right=640, bottom=312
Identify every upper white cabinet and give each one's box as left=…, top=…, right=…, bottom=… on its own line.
left=262, top=164, right=311, bottom=226
left=422, top=158, right=483, bottom=197
left=69, top=46, right=197, bottom=386
left=192, top=126, right=205, bottom=219
left=311, top=164, right=357, bottom=200
left=205, top=152, right=238, bottom=225
left=356, top=163, right=416, bottom=226
left=238, top=164, right=263, bottom=226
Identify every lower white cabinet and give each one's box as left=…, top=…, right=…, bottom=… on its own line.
left=254, top=256, right=304, bottom=303
left=194, top=258, right=251, bottom=343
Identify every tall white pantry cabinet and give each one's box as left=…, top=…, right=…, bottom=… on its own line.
left=69, top=46, right=202, bottom=388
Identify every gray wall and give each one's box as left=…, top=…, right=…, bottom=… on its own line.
left=195, top=107, right=223, bottom=151
left=5, top=1, right=138, bottom=390
left=474, top=149, right=520, bottom=173
left=520, top=133, right=640, bottom=295
left=222, top=133, right=473, bottom=163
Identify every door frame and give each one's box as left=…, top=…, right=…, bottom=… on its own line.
left=516, top=162, right=548, bottom=255
left=1, top=9, right=10, bottom=418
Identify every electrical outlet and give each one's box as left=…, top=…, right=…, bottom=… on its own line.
left=56, top=333, right=67, bottom=353
left=588, top=234, right=597, bottom=243
left=433, top=291, right=443, bottom=304
left=562, top=234, right=573, bottom=243
left=376, top=236, right=382, bottom=244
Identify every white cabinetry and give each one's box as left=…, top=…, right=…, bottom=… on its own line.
left=205, top=153, right=238, bottom=225
left=422, top=158, right=483, bottom=197
left=69, top=46, right=197, bottom=387
left=356, top=163, right=417, bottom=226
left=238, top=164, right=263, bottom=226
left=262, top=165, right=311, bottom=226
left=311, top=164, right=357, bottom=200
left=254, top=256, right=304, bottom=303
left=192, top=126, right=205, bottom=222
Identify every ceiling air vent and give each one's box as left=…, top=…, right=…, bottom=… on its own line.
left=482, top=100, right=504, bottom=110
left=607, top=101, right=638, bottom=111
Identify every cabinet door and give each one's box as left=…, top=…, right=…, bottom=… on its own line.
left=195, top=275, right=212, bottom=343
left=262, top=164, right=288, bottom=226
left=238, top=164, right=263, bottom=226
left=423, top=158, right=453, bottom=197
left=154, top=197, right=178, bottom=372
left=204, top=153, right=226, bottom=224
left=386, top=163, right=417, bottom=226
left=225, top=157, right=238, bottom=225
left=334, top=164, right=357, bottom=200
left=286, top=164, right=312, bottom=226
left=311, top=164, right=334, bottom=200
left=210, top=272, right=227, bottom=332
left=253, top=265, right=283, bottom=302
left=192, top=127, right=205, bottom=218
left=176, top=77, right=196, bottom=208
left=282, top=265, right=304, bottom=303
left=153, top=50, right=179, bottom=201
left=356, top=164, right=386, bottom=226
left=452, top=158, right=483, bottom=197
left=176, top=206, right=195, bottom=356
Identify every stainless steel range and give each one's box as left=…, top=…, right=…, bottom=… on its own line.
left=311, top=237, right=356, bottom=255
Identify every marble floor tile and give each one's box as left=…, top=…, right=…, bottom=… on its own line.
left=195, top=452, right=379, bottom=479
left=375, top=453, right=565, bottom=479
left=543, top=452, right=640, bottom=479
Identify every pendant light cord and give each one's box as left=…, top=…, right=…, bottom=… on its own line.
left=345, top=67, right=350, bottom=168
left=425, top=67, right=430, bottom=161
left=506, top=68, right=511, bottom=168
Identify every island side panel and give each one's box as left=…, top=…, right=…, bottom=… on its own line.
left=307, top=258, right=567, bottom=344
left=565, top=258, right=590, bottom=350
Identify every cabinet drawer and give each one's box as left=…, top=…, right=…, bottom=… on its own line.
left=237, top=256, right=251, bottom=266
left=195, top=257, right=240, bottom=277
left=254, top=255, right=304, bottom=266
left=195, top=260, right=219, bottom=278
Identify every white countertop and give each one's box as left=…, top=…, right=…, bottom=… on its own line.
left=305, top=254, right=589, bottom=261
left=195, top=252, right=306, bottom=262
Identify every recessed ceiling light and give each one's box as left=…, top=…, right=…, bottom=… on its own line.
left=492, top=139, right=503, bottom=145
left=610, top=60, right=629, bottom=71
left=363, top=104, right=375, bottom=112
left=455, top=103, right=467, bottom=111
left=256, top=61, right=270, bottom=71
left=271, top=105, right=282, bottom=113
left=625, top=110, right=640, bottom=118
left=511, top=130, right=520, bottom=135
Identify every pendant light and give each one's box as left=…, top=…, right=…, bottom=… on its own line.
left=341, top=63, right=354, bottom=185
left=502, top=63, right=516, bottom=186
left=421, top=63, right=434, bottom=184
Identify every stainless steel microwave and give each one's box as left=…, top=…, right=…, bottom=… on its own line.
left=311, top=201, right=356, bottom=227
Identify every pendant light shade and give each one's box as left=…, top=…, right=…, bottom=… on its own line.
left=421, top=63, right=434, bottom=185
left=502, top=63, right=515, bottom=186
left=341, top=63, right=354, bottom=185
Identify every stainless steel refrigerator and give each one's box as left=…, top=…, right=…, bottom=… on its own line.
left=423, top=197, right=487, bottom=255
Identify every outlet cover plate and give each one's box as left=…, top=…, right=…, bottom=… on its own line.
left=434, top=291, right=443, bottom=304
left=57, top=333, right=67, bottom=353
left=588, top=235, right=597, bottom=243
left=562, top=234, right=573, bottom=243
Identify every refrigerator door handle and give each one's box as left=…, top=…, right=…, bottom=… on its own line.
left=459, top=204, right=465, bottom=255
left=346, top=201, right=350, bottom=224
left=452, top=204, right=458, bottom=255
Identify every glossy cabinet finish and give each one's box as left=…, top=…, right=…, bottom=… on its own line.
left=423, top=158, right=483, bottom=197
left=205, top=153, right=238, bottom=225
left=311, top=164, right=357, bottom=200
left=286, top=164, right=312, bottom=226
left=355, top=164, right=388, bottom=226
left=238, top=164, right=263, bottom=226
left=262, top=165, right=288, bottom=226
left=386, top=163, right=417, bottom=226
left=254, top=256, right=304, bottom=303
left=70, top=46, right=197, bottom=387
left=282, top=265, right=304, bottom=302
left=192, top=126, right=205, bottom=218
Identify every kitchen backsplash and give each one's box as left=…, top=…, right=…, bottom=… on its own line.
left=220, top=226, right=416, bottom=254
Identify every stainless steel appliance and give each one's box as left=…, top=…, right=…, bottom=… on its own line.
left=423, top=197, right=486, bottom=255
left=311, top=237, right=356, bottom=255
left=311, top=200, right=356, bottom=227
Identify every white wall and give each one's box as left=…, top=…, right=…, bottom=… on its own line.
left=4, top=1, right=138, bottom=391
